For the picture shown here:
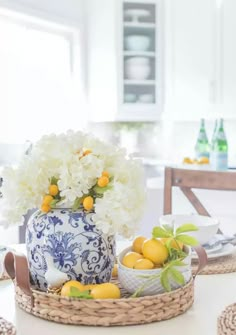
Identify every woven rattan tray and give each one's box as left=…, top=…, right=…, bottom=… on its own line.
left=4, top=249, right=207, bottom=327
left=15, top=277, right=194, bottom=326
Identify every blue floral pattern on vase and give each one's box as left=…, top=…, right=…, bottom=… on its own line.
left=26, top=208, right=116, bottom=291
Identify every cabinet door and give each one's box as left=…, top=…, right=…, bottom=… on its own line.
left=119, top=0, right=163, bottom=121
left=87, top=0, right=163, bottom=122
left=164, top=0, right=214, bottom=121
left=219, top=0, right=236, bottom=118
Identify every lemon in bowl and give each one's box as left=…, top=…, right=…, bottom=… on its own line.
left=118, top=244, right=192, bottom=296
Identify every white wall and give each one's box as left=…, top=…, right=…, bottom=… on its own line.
left=0, top=0, right=85, bottom=24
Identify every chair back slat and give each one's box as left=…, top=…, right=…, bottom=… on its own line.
left=163, top=167, right=236, bottom=217
left=171, top=168, right=236, bottom=190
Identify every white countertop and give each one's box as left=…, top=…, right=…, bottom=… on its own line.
left=1, top=274, right=236, bottom=335
left=0, top=242, right=236, bottom=335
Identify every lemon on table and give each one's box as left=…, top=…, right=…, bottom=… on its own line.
left=142, top=238, right=168, bottom=265
left=90, top=283, right=121, bottom=299
left=122, top=251, right=143, bottom=268
left=134, top=258, right=154, bottom=270
left=197, top=156, right=210, bottom=164
left=182, top=157, right=193, bottom=164
left=61, top=280, right=86, bottom=296
left=132, top=236, right=147, bottom=254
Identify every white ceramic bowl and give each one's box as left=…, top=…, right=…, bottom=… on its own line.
left=159, top=214, right=220, bottom=245
left=118, top=246, right=192, bottom=296
left=124, top=93, right=136, bottom=103
left=138, top=94, right=154, bottom=103
left=125, top=60, right=151, bottom=80
left=125, top=35, right=150, bottom=51
left=125, top=56, right=150, bottom=65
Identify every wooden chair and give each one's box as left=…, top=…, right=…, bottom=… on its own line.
left=163, top=167, right=236, bottom=216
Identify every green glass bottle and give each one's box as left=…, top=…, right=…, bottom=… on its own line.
left=211, top=118, right=228, bottom=170
left=210, top=120, right=218, bottom=149
left=195, top=119, right=210, bottom=159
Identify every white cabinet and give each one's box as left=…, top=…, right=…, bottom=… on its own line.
left=87, top=0, right=163, bottom=122
left=164, top=0, right=236, bottom=121
left=218, top=0, right=236, bottom=118
left=164, top=0, right=215, bottom=121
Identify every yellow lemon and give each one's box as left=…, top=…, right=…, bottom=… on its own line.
left=83, top=283, right=98, bottom=290
left=182, top=157, right=193, bottom=164
left=161, top=238, right=184, bottom=250
left=134, top=258, right=154, bottom=270
left=41, top=203, right=51, bottom=213
left=97, top=176, right=109, bottom=187
left=90, top=283, right=121, bottom=299
left=197, top=156, right=210, bottom=165
left=83, top=196, right=94, bottom=211
left=112, top=263, right=118, bottom=277
left=132, top=236, right=147, bottom=254
left=142, top=238, right=168, bottom=265
left=61, top=280, right=85, bottom=296
left=102, top=171, right=109, bottom=178
left=122, top=251, right=143, bottom=268
left=43, top=194, right=54, bottom=205
left=49, top=184, right=59, bottom=196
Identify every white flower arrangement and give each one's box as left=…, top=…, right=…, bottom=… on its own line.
left=1, top=130, right=146, bottom=238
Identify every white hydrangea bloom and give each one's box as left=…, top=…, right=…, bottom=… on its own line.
left=1, top=130, right=146, bottom=237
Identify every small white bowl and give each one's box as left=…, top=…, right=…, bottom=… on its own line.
left=125, top=35, right=150, bottom=52
left=124, top=93, right=136, bottom=103
left=159, top=214, right=220, bottom=245
left=125, top=56, right=150, bottom=65
left=125, top=63, right=151, bottom=80
left=138, top=94, right=154, bottom=103
left=118, top=246, right=192, bottom=296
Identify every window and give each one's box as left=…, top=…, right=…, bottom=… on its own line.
left=0, top=8, right=85, bottom=144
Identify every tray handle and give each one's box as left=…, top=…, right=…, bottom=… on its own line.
left=192, top=245, right=208, bottom=277
left=4, top=251, right=32, bottom=297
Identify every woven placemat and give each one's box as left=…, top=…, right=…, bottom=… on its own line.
left=0, top=273, right=10, bottom=281
left=0, top=317, right=16, bottom=335
left=217, top=303, right=236, bottom=335
left=192, top=252, right=236, bottom=275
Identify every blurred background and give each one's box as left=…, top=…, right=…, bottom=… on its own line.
left=0, top=0, right=236, bottom=243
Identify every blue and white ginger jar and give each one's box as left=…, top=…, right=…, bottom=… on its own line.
left=26, top=208, right=116, bottom=291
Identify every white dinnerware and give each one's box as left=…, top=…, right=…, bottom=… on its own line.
left=159, top=214, right=220, bottom=245
left=124, top=93, right=137, bottom=103
left=125, top=57, right=151, bottom=80
left=191, top=243, right=235, bottom=260
left=124, top=8, right=150, bottom=23
left=125, top=35, right=150, bottom=51
left=138, top=93, right=154, bottom=103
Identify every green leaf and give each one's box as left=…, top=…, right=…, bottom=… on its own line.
left=169, top=259, right=186, bottom=267
left=175, top=234, right=199, bottom=246
left=175, top=223, right=198, bottom=235
left=160, top=269, right=171, bottom=292
left=50, top=176, right=58, bottom=185
left=93, top=184, right=112, bottom=194
left=152, top=226, right=172, bottom=238
left=69, top=287, right=93, bottom=299
left=50, top=199, right=60, bottom=207
left=169, top=267, right=185, bottom=286
left=72, top=197, right=81, bottom=211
